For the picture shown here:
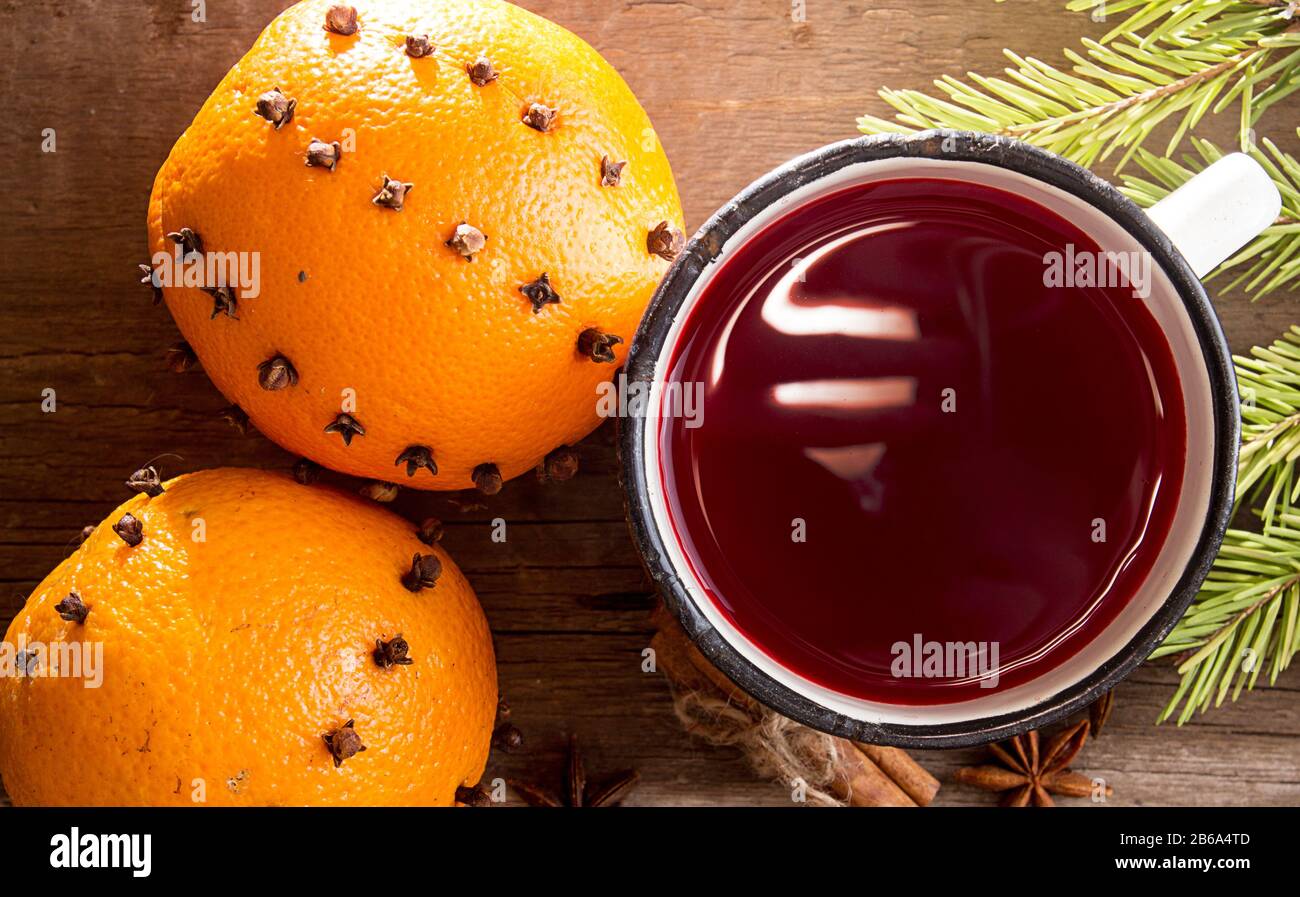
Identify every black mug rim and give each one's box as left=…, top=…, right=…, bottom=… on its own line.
left=619, top=131, right=1240, bottom=749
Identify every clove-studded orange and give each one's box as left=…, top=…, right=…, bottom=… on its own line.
left=0, top=468, right=496, bottom=806
left=146, top=0, right=685, bottom=490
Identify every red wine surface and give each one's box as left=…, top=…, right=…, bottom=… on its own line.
left=659, top=177, right=1186, bottom=704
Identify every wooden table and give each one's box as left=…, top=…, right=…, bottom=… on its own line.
left=3, top=0, right=1298, bottom=806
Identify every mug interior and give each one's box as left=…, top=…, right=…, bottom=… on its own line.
left=638, top=156, right=1216, bottom=728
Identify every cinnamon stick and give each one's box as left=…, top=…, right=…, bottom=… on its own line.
left=651, top=606, right=938, bottom=806
left=833, top=738, right=916, bottom=807
left=855, top=743, right=941, bottom=806
left=649, top=605, right=758, bottom=710
left=648, top=626, right=709, bottom=692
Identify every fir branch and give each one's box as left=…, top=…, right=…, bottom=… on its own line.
left=859, top=40, right=1265, bottom=171
left=858, top=0, right=1300, bottom=296
left=858, top=1, right=1298, bottom=169
left=1155, top=326, right=1300, bottom=724
left=1119, top=135, right=1300, bottom=296
left=856, top=0, right=1300, bottom=720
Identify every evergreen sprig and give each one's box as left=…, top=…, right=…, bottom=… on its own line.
left=1153, top=327, right=1300, bottom=723
left=1119, top=134, right=1300, bottom=295
left=856, top=0, right=1300, bottom=720
left=858, top=0, right=1297, bottom=166
left=857, top=0, right=1300, bottom=295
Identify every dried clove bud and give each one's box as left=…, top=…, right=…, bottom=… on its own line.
left=402, top=553, right=443, bottom=592
left=455, top=784, right=492, bottom=807
left=218, top=404, right=251, bottom=435
left=322, top=719, right=366, bottom=767
left=292, top=457, right=322, bottom=485
left=647, top=221, right=685, bottom=261
left=323, top=5, right=358, bottom=35
left=125, top=465, right=164, bottom=497
left=519, top=273, right=561, bottom=313
left=306, top=138, right=342, bottom=171
left=14, top=649, right=37, bottom=677
left=257, top=355, right=298, bottom=391
left=112, top=513, right=143, bottom=547
left=577, top=328, right=623, bottom=364
left=472, top=463, right=503, bottom=496
left=395, top=445, right=438, bottom=477
left=373, top=634, right=413, bottom=668
left=492, top=722, right=524, bottom=753
left=323, top=412, right=365, bottom=446
left=164, top=341, right=199, bottom=373
left=538, top=445, right=579, bottom=482
left=600, top=155, right=627, bottom=187
left=203, top=284, right=239, bottom=320
left=54, top=591, right=90, bottom=624
left=521, top=102, right=557, bottom=132
left=167, top=227, right=204, bottom=258
left=467, top=55, right=498, bottom=86
left=416, top=517, right=444, bottom=545
left=404, top=34, right=434, bottom=57
left=254, top=88, right=296, bottom=129
left=138, top=263, right=163, bottom=304
left=445, top=222, right=486, bottom=261
left=372, top=174, right=414, bottom=211
left=359, top=480, right=399, bottom=502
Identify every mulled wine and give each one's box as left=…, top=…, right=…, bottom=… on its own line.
left=659, top=177, right=1185, bottom=704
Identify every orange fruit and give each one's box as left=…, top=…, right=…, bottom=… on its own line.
left=0, top=467, right=496, bottom=806
left=146, top=0, right=685, bottom=490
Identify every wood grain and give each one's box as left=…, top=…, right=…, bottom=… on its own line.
left=1, top=0, right=1297, bottom=806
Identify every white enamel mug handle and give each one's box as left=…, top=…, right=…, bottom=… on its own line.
left=1145, top=153, right=1282, bottom=278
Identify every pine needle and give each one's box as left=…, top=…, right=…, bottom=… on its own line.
left=857, top=0, right=1300, bottom=716
left=857, top=0, right=1300, bottom=296
left=1118, top=136, right=1300, bottom=297
left=1156, top=326, right=1300, bottom=724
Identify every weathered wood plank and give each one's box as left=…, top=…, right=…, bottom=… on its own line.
left=485, top=641, right=1300, bottom=807
left=1, top=0, right=1298, bottom=807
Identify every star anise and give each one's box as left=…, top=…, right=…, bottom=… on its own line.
left=507, top=735, right=639, bottom=807
left=1088, top=689, right=1116, bottom=737
left=954, top=719, right=1112, bottom=807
